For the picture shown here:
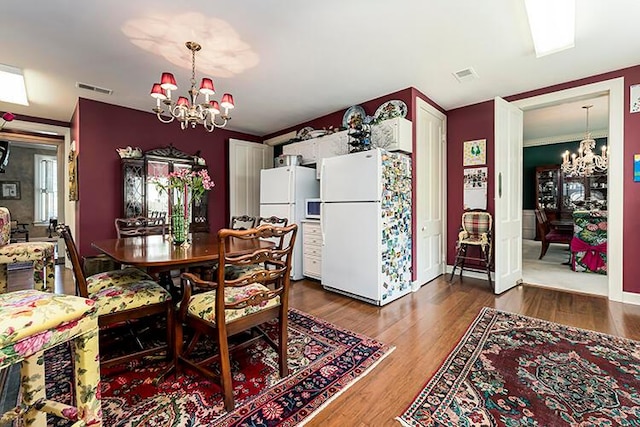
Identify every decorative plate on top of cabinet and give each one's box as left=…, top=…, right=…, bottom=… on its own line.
left=374, top=100, right=408, bottom=122
left=342, top=105, right=366, bottom=129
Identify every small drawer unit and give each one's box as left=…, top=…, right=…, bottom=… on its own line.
left=302, top=220, right=322, bottom=280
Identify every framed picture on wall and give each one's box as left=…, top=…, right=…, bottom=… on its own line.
left=463, top=139, right=486, bottom=166
left=0, top=181, right=20, bottom=200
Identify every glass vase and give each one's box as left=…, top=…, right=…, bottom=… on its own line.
left=171, top=202, right=190, bottom=245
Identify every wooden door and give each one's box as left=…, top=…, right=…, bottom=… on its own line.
left=229, top=139, right=273, bottom=223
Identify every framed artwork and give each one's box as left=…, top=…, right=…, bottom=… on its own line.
left=463, top=139, right=486, bottom=166
left=69, top=141, right=78, bottom=201
left=631, top=84, right=640, bottom=113
left=0, top=181, right=20, bottom=200
left=463, top=167, right=487, bottom=210
left=634, top=154, right=640, bottom=182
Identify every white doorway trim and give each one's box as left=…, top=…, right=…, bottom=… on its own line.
left=512, top=77, right=624, bottom=302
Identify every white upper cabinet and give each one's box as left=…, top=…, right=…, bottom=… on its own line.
left=282, top=139, right=317, bottom=164
left=371, top=117, right=413, bottom=153
left=315, top=131, right=349, bottom=178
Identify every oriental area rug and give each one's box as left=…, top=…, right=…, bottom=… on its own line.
left=397, top=307, right=640, bottom=427
left=41, top=308, right=393, bottom=427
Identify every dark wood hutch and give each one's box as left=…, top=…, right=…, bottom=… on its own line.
left=121, top=144, right=209, bottom=232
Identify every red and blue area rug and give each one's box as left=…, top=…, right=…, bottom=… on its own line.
left=398, top=307, right=640, bottom=426
left=44, top=308, right=393, bottom=426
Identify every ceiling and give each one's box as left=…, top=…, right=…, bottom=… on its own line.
left=0, top=1, right=637, bottom=138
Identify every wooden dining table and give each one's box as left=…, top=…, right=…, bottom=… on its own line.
left=91, top=232, right=274, bottom=286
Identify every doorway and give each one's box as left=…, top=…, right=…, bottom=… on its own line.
left=521, top=95, right=609, bottom=296
left=512, top=77, right=624, bottom=301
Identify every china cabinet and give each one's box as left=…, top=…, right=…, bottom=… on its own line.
left=534, top=164, right=607, bottom=238
left=121, top=144, right=209, bottom=232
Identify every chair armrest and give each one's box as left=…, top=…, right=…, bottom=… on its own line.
left=179, top=272, right=218, bottom=320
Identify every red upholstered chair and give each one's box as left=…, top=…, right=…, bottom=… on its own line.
left=534, top=208, right=572, bottom=259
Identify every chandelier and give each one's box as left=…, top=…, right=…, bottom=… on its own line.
left=561, top=104, right=608, bottom=177
left=150, top=41, right=234, bottom=132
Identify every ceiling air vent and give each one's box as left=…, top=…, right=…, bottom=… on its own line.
left=75, top=82, right=113, bottom=95
left=453, top=67, right=479, bottom=83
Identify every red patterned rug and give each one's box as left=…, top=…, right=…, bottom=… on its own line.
left=43, top=308, right=392, bottom=426
left=397, top=307, right=640, bottom=426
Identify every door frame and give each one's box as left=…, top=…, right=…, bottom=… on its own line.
left=512, top=77, right=624, bottom=302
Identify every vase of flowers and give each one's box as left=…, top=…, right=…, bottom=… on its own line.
left=153, top=168, right=214, bottom=245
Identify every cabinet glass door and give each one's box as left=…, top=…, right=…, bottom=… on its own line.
left=146, top=160, right=170, bottom=218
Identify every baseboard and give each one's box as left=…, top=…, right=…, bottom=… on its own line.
left=445, top=264, right=494, bottom=281
left=622, top=291, right=640, bottom=306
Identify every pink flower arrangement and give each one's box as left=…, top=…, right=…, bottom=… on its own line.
left=153, top=168, right=214, bottom=205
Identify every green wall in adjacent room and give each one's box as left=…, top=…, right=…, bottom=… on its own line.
left=523, top=137, right=607, bottom=209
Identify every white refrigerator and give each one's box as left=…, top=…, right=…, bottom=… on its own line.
left=320, top=149, right=412, bottom=306
left=260, top=166, right=319, bottom=280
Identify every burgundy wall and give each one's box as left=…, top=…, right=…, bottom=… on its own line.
left=263, top=88, right=415, bottom=140
left=74, top=98, right=260, bottom=256
left=446, top=101, right=495, bottom=263
left=446, top=65, right=640, bottom=293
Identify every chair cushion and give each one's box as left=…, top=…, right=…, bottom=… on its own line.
left=89, top=280, right=171, bottom=317
left=0, top=242, right=55, bottom=263
left=0, top=290, right=96, bottom=347
left=86, top=267, right=154, bottom=294
left=187, top=284, right=280, bottom=325
left=0, top=207, right=10, bottom=246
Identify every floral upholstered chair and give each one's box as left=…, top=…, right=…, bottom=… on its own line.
left=176, top=224, right=297, bottom=412
left=449, top=210, right=493, bottom=288
left=0, top=207, right=55, bottom=293
left=0, top=290, right=102, bottom=426
left=57, top=225, right=173, bottom=368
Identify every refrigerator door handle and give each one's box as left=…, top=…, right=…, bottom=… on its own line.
left=320, top=202, right=325, bottom=245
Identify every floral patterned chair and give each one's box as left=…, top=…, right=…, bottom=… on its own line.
left=571, top=210, right=607, bottom=274
left=57, top=225, right=173, bottom=368
left=0, top=207, right=55, bottom=293
left=176, top=224, right=297, bottom=412
left=0, top=290, right=102, bottom=426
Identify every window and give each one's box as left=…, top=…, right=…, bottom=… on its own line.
left=34, top=154, right=57, bottom=224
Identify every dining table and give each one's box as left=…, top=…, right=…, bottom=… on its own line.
left=91, top=232, right=274, bottom=285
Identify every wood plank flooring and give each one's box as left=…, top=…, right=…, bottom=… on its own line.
left=9, top=267, right=640, bottom=426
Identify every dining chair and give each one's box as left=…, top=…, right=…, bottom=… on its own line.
left=175, top=223, right=298, bottom=412
left=449, top=210, right=493, bottom=288
left=115, top=215, right=167, bottom=238
left=57, top=224, right=173, bottom=368
left=230, top=215, right=256, bottom=230
left=256, top=216, right=289, bottom=249
left=534, top=207, right=572, bottom=259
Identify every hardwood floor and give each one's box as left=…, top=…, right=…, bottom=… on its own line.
left=9, top=266, right=640, bottom=426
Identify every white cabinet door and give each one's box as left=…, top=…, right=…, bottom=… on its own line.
left=282, top=140, right=317, bottom=165
left=315, top=131, right=349, bottom=178
left=372, top=117, right=413, bottom=153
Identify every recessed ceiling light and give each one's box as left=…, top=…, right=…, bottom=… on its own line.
left=524, top=0, right=575, bottom=58
left=0, top=64, right=28, bottom=106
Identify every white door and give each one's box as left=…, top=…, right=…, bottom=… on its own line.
left=229, top=139, right=273, bottom=222
left=260, top=167, right=295, bottom=204
left=494, top=97, right=523, bottom=294
left=321, top=150, right=381, bottom=202
left=415, top=98, right=446, bottom=286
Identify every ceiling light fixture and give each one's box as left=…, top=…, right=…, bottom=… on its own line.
left=0, top=64, right=29, bottom=106
left=150, top=41, right=234, bottom=132
left=524, top=0, right=575, bottom=57
left=561, top=105, right=608, bottom=177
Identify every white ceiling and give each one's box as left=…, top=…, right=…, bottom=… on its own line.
left=0, top=1, right=637, bottom=137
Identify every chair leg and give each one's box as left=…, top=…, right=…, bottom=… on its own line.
left=449, top=245, right=464, bottom=282
left=279, top=310, right=289, bottom=378
left=539, top=241, right=549, bottom=259
left=482, top=246, right=493, bottom=289
left=218, top=328, right=235, bottom=412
